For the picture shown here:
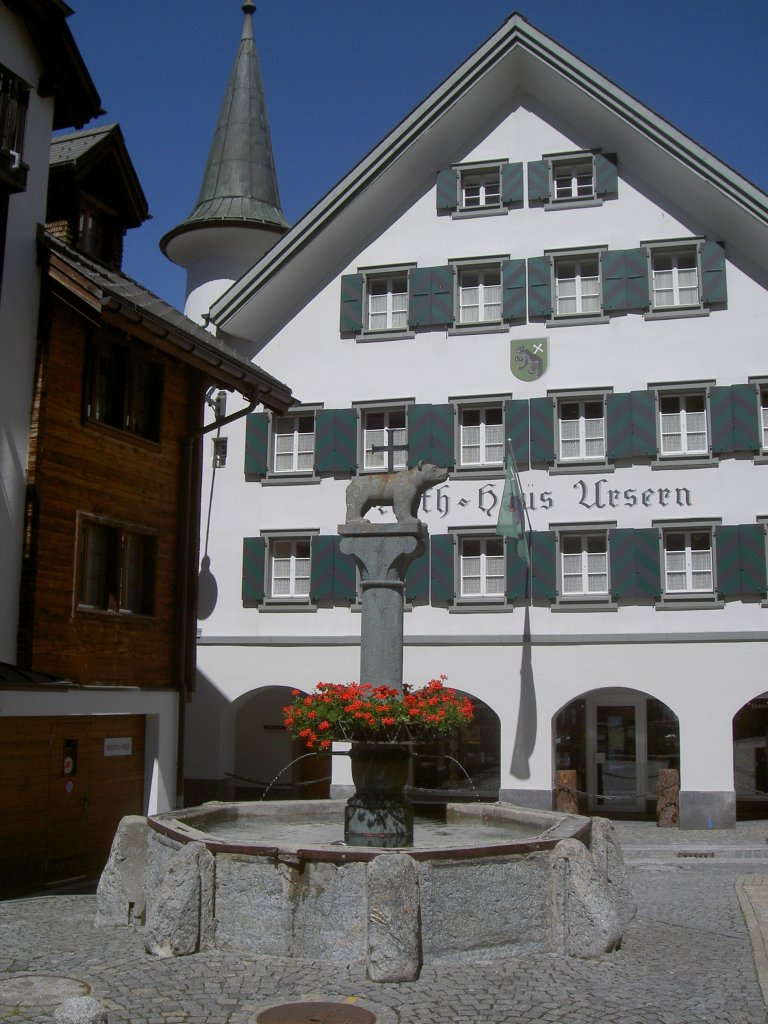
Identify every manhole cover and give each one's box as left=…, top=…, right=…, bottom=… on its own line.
left=257, top=1003, right=376, bottom=1024
left=0, top=975, right=90, bottom=1006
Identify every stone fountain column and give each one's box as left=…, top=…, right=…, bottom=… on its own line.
left=338, top=521, right=426, bottom=847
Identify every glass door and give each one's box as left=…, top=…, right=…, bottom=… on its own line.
left=587, top=695, right=646, bottom=813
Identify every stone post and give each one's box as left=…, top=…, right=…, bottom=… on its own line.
left=338, top=521, right=426, bottom=692
left=657, top=767, right=680, bottom=827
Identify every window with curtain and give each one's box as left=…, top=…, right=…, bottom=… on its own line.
left=558, top=398, right=605, bottom=461
left=459, top=406, right=504, bottom=466
left=561, top=534, right=608, bottom=596
left=273, top=413, right=315, bottom=473
left=363, top=409, right=407, bottom=470
left=659, top=393, right=708, bottom=456
left=554, top=256, right=601, bottom=316
left=458, top=266, right=502, bottom=324
left=366, top=274, right=408, bottom=331
left=663, top=530, right=712, bottom=593
left=651, top=249, right=699, bottom=308
left=269, top=538, right=311, bottom=599
left=460, top=537, right=505, bottom=598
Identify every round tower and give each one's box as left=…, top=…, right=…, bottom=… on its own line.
left=161, top=2, right=288, bottom=323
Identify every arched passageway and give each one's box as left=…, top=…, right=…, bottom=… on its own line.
left=410, top=690, right=500, bottom=802
left=233, top=686, right=330, bottom=800
left=554, top=689, right=679, bottom=818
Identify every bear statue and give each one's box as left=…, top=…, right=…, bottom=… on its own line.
left=345, top=462, right=449, bottom=525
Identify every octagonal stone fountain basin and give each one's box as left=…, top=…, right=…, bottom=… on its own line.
left=139, top=800, right=634, bottom=971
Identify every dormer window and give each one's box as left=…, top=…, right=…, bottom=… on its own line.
left=0, top=63, right=30, bottom=191
left=77, top=196, right=117, bottom=265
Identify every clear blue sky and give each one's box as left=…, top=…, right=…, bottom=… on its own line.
left=66, top=0, right=768, bottom=311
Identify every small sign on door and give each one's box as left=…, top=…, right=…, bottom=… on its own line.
left=104, top=737, right=132, bottom=757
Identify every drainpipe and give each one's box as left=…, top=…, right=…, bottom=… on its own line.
left=175, top=391, right=260, bottom=808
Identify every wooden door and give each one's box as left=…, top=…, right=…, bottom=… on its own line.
left=0, top=714, right=145, bottom=895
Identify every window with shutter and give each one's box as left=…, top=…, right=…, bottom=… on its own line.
left=663, top=529, right=713, bottom=596
left=658, top=392, right=708, bottom=458
left=557, top=397, right=606, bottom=463
left=559, top=532, right=609, bottom=598
left=459, top=406, right=504, bottom=468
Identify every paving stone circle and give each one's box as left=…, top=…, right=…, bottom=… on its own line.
left=0, top=974, right=90, bottom=1006
left=256, top=1002, right=376, bottom=1024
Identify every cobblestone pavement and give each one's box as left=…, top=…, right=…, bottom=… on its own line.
left=1, top=821, right=768, bottom=1024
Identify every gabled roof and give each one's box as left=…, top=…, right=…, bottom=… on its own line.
left=209, top=11, right=768, bottom=344
left=160, top=2, right=287, bottom=252
left=38, top=229, right=294, bottom=413
left=5, top=0, right=102, bottom=130
left=50, top=123, right=149, bottom=228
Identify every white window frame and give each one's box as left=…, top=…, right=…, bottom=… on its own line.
left=557, top=397, right=606, bottom=462
left=459, top=405, right=504, bottom=467
left=457, top=264, right=502, bottom=325
left=268, top=537, right=311, bottom=601
left=663, top=529, right=713, bottom=595
left=760, top=387, right=768, bottom=452
left=560, top=532, right=609, bottom=597
left=552, top=157, right=594, bottom=202
left=362, top=407, right=407, bottom=471
left=658, top=391, right=708, bottom=457
left=651, top=247, right=700, bottom=310
left=365, top=273, right=409, bottom=332
left=554, top=255, right=601, bottom=317
left=459, top=166, right=501, bottom=210
left=272, top=411, right=315, bottom=474
left=459, top=535, right=505, bottom=600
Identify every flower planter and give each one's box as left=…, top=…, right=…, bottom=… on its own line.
left=344, top=742, right=413, bottom=847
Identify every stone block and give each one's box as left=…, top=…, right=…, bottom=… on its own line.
left=95, top=815, right=148, bottom=928
left=366, top=853, right=421, bottom=982
left=588, top=817, right=636, bottom=930
left=53, top=996, right=107, bottom=1024
left=549, top=837, right=622, bottom=957
left=144, top=840, right=214, bottom=957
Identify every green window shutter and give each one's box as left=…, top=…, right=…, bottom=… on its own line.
left=430, top=265, right=454, bottom=326
left=531, top=532, right=557, bottom=600
left=527, top=256, right=552, bottom=319
left=609, top=529, right=636, bottom=599
left=610, top=529, right=661, bottom=599
left=436, top=168, right=458, bottom=212
left=529, top=396, right=555, bottom=465
left=527, top=159, right=550, bottom=203
left=631, top=390, right=657, bottom=458
left=715, top=525, right=742, bottom=597
left=717, top=524, right=767, bottom=597
left=409, top=268, right=431, bottom=327
left=244, top=412, right=269, bottom=478
left=594, top=153, right=618, bottom=199
left=506, top=534, right=529, bottom=601
left=242, top=536, right=266, bottom=603
left=600, top=249, right=649, bottom=313
left=314, top=409, right=358, bottom=474
left=501, top=162, right=524, bottom=206
left=311, top=536, right=357, bottom=603
left=340, top=273, right=364, bottom=333
left=332, top=538, right=358, bottom=603
left=406, top=544, right=430, bottom=603
left=607, top=391, right=657, bottom=460
left=502, top=259, right=526, bottom=322
left=606, top=393, right=632, bottom=460
left=732, top=383, right=761, bottom=453
left=712, top=384, right=761, bottom=455
left=738, top=524, right=768, bottom=596
left=710, top=386, right=734, bottom=455
left=634, top=528, right=662, bottom=598
left=624, top=247, right=650, bottom=310
left=310, top=535, right=336, bottom=603
left=504, top=399, right=530, bottom=470
left=407, top=403, right=455, bottom=468
left=700, top=241, right=727, bottom=307
left=408, top=266, right=454, bottom=328
left=430, top=534, right=455, bottom=604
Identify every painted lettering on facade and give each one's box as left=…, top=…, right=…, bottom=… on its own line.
left=418, top=478, right=692, bottom=517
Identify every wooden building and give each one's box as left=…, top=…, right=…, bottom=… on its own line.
left=0, top=106, right=293, bottom=894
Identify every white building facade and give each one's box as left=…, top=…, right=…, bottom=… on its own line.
left=180, top=15, right=768, bottom=828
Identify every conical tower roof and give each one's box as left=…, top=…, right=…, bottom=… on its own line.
left=162, top=2, right=288, bottom=249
